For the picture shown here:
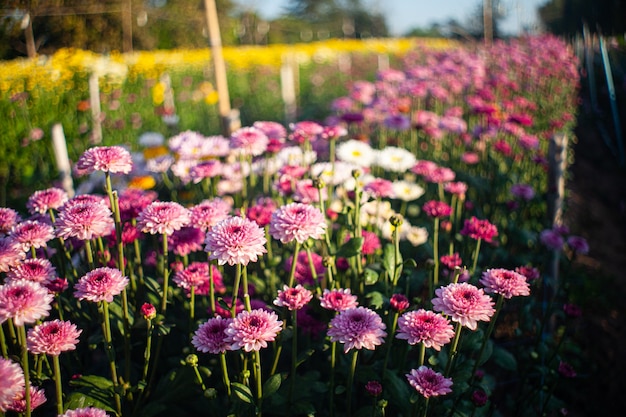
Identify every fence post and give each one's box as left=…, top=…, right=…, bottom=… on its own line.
left=89, top=74, right=103, bottom=144
left=51, top=123, right=75, bottom=198
left=281, top=54, right=298, bottom=125
left=599, top=36, right=625, bottom=167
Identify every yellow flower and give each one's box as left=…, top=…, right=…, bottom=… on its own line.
left=128, top=175, right=157, bottom=190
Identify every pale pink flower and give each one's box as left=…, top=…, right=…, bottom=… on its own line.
left=0, top=279, right=53, bottom=326
left=432, top=282, right=495, bottom=330
left=289, top=120, right=324, bottom=144
left=480, top=268, right=530, bottom=299
left=117, top=188, right=158, bottom=221
left=193, top=316, right=233, bottom=354
left=327, top=307, right=387, bottom=353
left=74, top=267, right=129, bottom=303
left=230, top=126, right=269, bottom=156
left=75, top=146, right=133, bottom=176
left=205, top=216, right=267, bottom=266
left=0, top=237, right=26, bottom=272
left=0, top=207, right=21, bottom=234
left=319, top=288, right=359, bottom=312
left=190, top=198, right=232, bottom=232
left=0, top=357, right=24, bottom=412
left=137, top=201, right=191, bottom=236
left=460, top=217, right=498, bottom=243
left=406, top=366, right=453, bottom=398
left=411, top=160, right=438, bottom=177
left=27, top=187, right=69, bottom=215
left=168, top=226, right=205, bottom=256
left=55, top=201, right=114, bottom=241
left=253, top=121, right=287, bottom=140
left=60, top=407, right=110, bottom=417
left=190, top=160, right=223, bottom=183
left=226, top=308, right=283, bottom=352
left=363, top=178, right=395, bottom=198
left=396, top=309, right=455, bottom=351
left=27, top=319, right=82, bottom=356
left=444, top=182, right=468, bottom=198
left=269, top=203, right=327, bottom=244
left=6, top=385, right=46, bottom=413
left=424, top=167, right=456, bottom=184
left=11, top=220, right=55, bottom=252
left=6, top=258, right=57, bottom=285
left=274, top=285, right=313, bottom=311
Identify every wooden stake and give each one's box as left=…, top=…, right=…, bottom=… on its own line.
left=89, top=74, right=103, bottom=144
left=51, top=124, right=75, bottom=198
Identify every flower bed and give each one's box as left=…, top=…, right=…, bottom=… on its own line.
left=0, top=35, right=585, bottom=417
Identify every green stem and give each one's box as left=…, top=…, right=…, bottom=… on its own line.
left=470, top=238, right=482, bottom=277
left=418, top=343, right=426, bottom=367
left=189, top=286, right=196, bottom=341
left=18, top=324, right=31, bottom=417
left=53, top=355, right=64, bottom=415
left=160, top=234, right=170, bottom=313
left=220, top=352, right=232, bottom=397
left=433, top=217, right=440, bottom=291
left=346, top=349, right=359, bottom=417
left=141, top=319, right=153, bottom=383
left=255, top=350, right=263, bottom=416
left=0, top=324, right=8, bottom=358
left=101, top=301, right=122, bottom=415
left=84, top=239, right=95, bottom=270
left=287, top=241, right=302, bottom=287
left=445, top=322, right=463, bottom=378
left=241, top=264, right=251, bottom=312
left=382, top=311, right=400, bottom=379
left=289, top=309, right=298, bottom=405
left=329, top=341, right=337, bottom=417
left=231, top=263, right=242, bottom=317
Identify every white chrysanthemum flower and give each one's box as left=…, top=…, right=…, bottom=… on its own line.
left=360, top=200, right=395, bottom=227
left=406, top=226, right=429, bottom=246
left=392, top=180, right=425, bottom=202
left=376, top=146, right=417, bottom=172
left=336, top=139, right=376, bottom=167
left=310, top=161, right=360, bottom=186
left=275, top=146, right=317, bottom=167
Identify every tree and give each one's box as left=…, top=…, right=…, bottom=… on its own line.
left=538, top=0, right=626, bottom=36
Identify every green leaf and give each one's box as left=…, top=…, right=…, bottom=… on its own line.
left=296, top=348, right=315, bottom=368
left=382, top=244, right=395, bottom=273
left=363, top=268, right=379, bottom=285
left=492, top=345, right=517, bottom=371
left=66, top=375, right=116, bottom=414
left=384, top=371, right=411, bottom=415
left=69, top=375, right=114, bottom=390
left=262, top=374, right=282, bottom=399
left=477, top=339, right=493, bottom=366
left=231, top=382, right=255, bottom=404
left=335, top=237, right=364, bottom=258
left=365, top=291, right=384, bottom=309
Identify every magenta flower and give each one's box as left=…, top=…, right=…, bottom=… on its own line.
left=515, top=265, right=540, bottom=282
left=6, top=385, right=47, bottom=413
left=117, top=188, right=158, bottom=221
left=284, top=250, right=325, bottom=286
left=11, top=220, right=55, bottom=252
left=423, top=200, right=452, bottom=218
left=60, top=407, right=110, bottom=417
left=431, top=283, right=495, bottom=330
left=74, top=267, right=129, bottom=303
left=406, top=366, right=453, bottom=398
left=363, top=178, right=395, bottom=199
left=190, top=198, right=232, bottom=232
left=460, top=216, right=498, bottom=243
left=27, top=187, right=69, bottom=215
left=269, top=203, right=327, bottom=244
left=246, top=197, right=277, bottom=227
left=319, top=288, right=359, bottom=312
left=424, top=167, right=456, bottom=184
left=444, top=181, right=468, bottom=198
left=0, top=279, right=53, bottom=326
left=274, top=285, right=313, bottom=311
left=230, top=126, right=269, bottom=156
left=55, top=201, right=114, bottom=241
left=396, top=309, right=455, bottom=351
left=75, top=146, right=133, bottom=176
left=141, top=303, right=157, bottom=320
left=480, top=268, right=530, bottom=299
left=253, top=121, right=287, bottom=140
left=365, top=380, right=383, bottom=397
left=27, top=319, right=82, bottom=356
left=173, top=261, right=210, bottom=291
left=225, top=308, right=283, bottom=352
left=0, top=357, right=24, bottom=412
left=0, top=207, right=22, bottom=234
left=289, top=120, right=324, bottom=144
left=205, top=216, right=266, bottom=266
left=6, top=258, right=57, bottom=285
left=190, top=160, right=223, bottom=183
left=327, top=307, right=387, bottom=353
left=137, top=201, right=191, bottom=236
left=440, top=253, right=462, bottom=271
left=168, top=226, right=205, bottom=257
left=389, top=293, right=410, bottom=312
left=192, top=316, right=233, bottom=354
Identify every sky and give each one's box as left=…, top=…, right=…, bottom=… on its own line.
left=242, top=0, right=548, bottom=36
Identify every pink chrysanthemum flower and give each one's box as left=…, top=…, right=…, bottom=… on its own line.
left=193, top=316, right=233, bottom=354
left=423, top=200, right=453, bottom=218
left=424, top=167, right=456, bottom=184
left=230, top=126, right=269, bottom=156
left=225, top=308, right=283, bottom=352
left=406, top=366, right=453, bottom=398
left=515, top=265, right=540, bottom=282
left=117, top=188, right=158, bottom=221
left=440, top=253, right=462, bottom=271
left=460, top=216, right=498, bottom=243
left=480, top=268, right=530, bottom=299
left=60, top=407, right=110, bottom=417
left=444, top=182, right=468, bottom=198
left=0, top=207, right=22, bottom=235
left=26, top=187, right=69, bottom=215
left=269, top=203, right=327, bottom=244
left=168, top=226, right=205, bottom=257
left=75, top=146, right=133, bottom=176
left=137, top=201, right=191, bottom=236
left=55, top=201, right=114, bottom=241
left=27, top=319, right=82, bottom=356
left=253, top=121, right=287, bottom=140
left=327, top=307, right=387, bottom=353
left=246, top=197, right=277, bottom=227
left=0, top=237, right=26, bottom=273
left=6, top=385, right=46, bottom=413
left=363, top=178, right=395, bottom=199
left=396, top=309, right=455, bottom=351
left=6, top=258, right=57, bottom=285
left=74, top=267, right=129, bottom=303
left=173, top=261, right=210, bottom=291
left=431, top=282, right=495, bottom=330
left=284, top=250, right=325, bottom=286
left=190, top=198, right=232, bottom=232
left=390, top=293, right=410, bottom=312
left=193, top=265, right=225, bottom=296
left=0, top=357, right=24, bottom=412
left=0, top=279, right=53, bottom=326
left=205, top=216, right=267, bottom=266
left=289, top=120, right=324, bottom=144
left=274, top=284, right=313, bottom=311
left=319, top=288, right=359, bottom=312
left=190, top=160, right=223, bottom=183
left=11, top=220, right=55, bottom=252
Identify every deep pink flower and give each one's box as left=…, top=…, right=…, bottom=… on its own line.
left=117, top=188, right=158, bottom=221
left=431, top=282, right=495, bottom=330
left=423, top=200, right=452, bottom=218
left=480, top=268, right=530, bottom=299
left=440, top=253, right=462, bottom=271
left=269, top=203, right=327, bottom=244
left=396, top=309, right=454, bottom=350
left=6, top=258, right=57, bottom=285
left=461, top=152, right=480, bottom=164
left=193, top=265, right=225, bottom=296
left=190, top=160, right=223, bottom=183
left=246, top=197, right=277, bottom=227
left=173, top=261, right=210, bottom=291
left=363, top=178, right=395, bottom=199
left=0, top=279, right=53, bottom=326
left=60, top=407, right=110, bottom=417
left=168, top=226, right=205, bottom=257
left=289, top=120, right=324, bottom=144
left=230, top=126, right=269, bottom=156
left=45, top=278, right=69, bottom=294
left=7, top=385, right=47, bottom=413
left=319, top=288, right=359, bottom=312
left=515, top=265, right=540, bottom=282
left=0, top=357, right=24, bottom=412
left=284, top=250, right=325, bottom=286
left=406, top=366, right=453, bottom=398
left=424, top=167, right=456, bottom=184
left=471, top=389, right=489, bottom=406
left=460, top=217, right=498, bottom=243
left=390, top=293, right=410, bottom=312
left=141, top=303, right=157, bottom=320
left=74, top=267, right=129, bottom=303
left=274, top=285, right=313, bottom=311
left=11, top=220, right=55, bottom=252
left=55, top=201, right=114, bottom=241
left=27, top=187, right=69, bottom=215
left=205, top=216, right=266, bottom=266
left=444, top=182, right=468, bottom=198
left=411, top=160, right=439, bottom=177
left=0, top=208, right=22, bottom=234
left=226, top=308, right=283, bottom=352
left=193, top=316, right=233, bottom=354
left=137, top=201, right=191, bottom=236
left=190, top=198, right=232, bottom=232
left=27, top=319, right=82, bottom=356
left=75, top=146, right=133, bottom=176
left=327, top=307, right=387, bottom=353
left=566, top=236, right=589, bottom=255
